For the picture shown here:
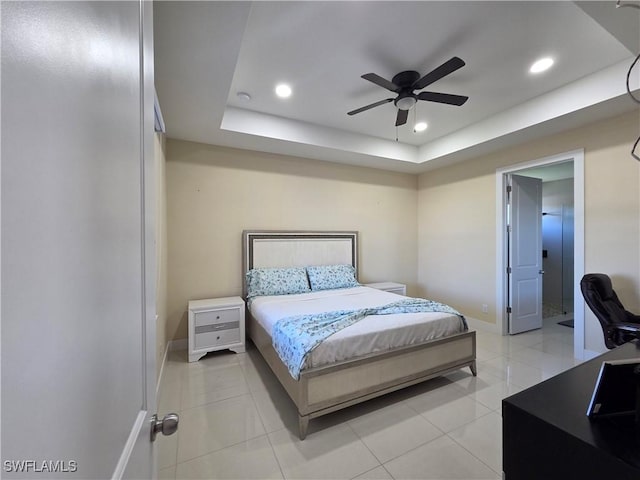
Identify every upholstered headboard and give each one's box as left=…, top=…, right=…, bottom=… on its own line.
left=242, top=230, right=358, bottom=299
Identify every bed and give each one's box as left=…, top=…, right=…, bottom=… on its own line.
left=242, top=230, right=476, bottom=439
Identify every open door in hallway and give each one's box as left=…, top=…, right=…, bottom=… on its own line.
left=508, top=174, right=543, bottom=334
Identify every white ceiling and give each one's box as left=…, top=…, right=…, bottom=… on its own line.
left=154, top=1, right=640, bottom=174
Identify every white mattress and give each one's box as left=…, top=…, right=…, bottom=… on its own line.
left=249, top=286, right=466, bottom=371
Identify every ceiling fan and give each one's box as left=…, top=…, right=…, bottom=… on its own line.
left=347, top=57, right=469, bottom=127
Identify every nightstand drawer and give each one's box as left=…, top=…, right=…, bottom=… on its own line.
left=195, top=328, right=240, bottom=349
left=386, top=287, right=406, bottom=295
left=194, top=308, right=240, bottom=327
left=195, top=321, right=239, bottom=334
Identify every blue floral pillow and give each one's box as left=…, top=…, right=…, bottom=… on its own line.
left=306, top=264, right=359, bottom=291
left=246, top=267, right=311, bottom=299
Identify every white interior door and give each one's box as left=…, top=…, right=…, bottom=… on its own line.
left=123, top=0, right=162, bottom=477
left=508, top=174, right=543, bottom=334
left=1, top=2, right=159, bottom=478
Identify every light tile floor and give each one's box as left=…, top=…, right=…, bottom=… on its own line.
left=157, top=317, right=578, bottom=479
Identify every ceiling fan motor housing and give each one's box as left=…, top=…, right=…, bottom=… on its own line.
left=391, top=70, right=420, bottom=88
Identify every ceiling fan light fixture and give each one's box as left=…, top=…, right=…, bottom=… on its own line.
left=395, top=96, right=417, bottom=111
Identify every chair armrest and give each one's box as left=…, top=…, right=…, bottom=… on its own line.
left=613, top=323, right=640, bottom=333
left=624, top=312, right=640, bottom=324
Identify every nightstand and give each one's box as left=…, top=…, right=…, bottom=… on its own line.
left=365, top=282, right=407, bottom=296
left=188, top=296, right=245, bottom=362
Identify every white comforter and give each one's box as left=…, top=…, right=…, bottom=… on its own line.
left=249, top=286, right=465, bottom=370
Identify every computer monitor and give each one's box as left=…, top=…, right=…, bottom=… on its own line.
left=587, top=358, right=640, bottom=419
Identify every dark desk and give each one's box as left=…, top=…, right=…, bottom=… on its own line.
left=502, top=340, right=640, bottom=480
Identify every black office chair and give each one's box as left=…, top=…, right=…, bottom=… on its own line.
left=580, top=273, right=640, bottom=349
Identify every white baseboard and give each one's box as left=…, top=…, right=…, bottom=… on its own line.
left=156, top=339, right=187, bottom=400
left=465, top=316, right=501, bottom=334
left=156, top=341, right=170, bottom=399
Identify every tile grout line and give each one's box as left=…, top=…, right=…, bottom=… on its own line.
left=343, top=421, right=385, bottom=472
left=445, top=412, right=503, bottom=477
left=263, top=431, right=288, bottom=480
left=241, top=358, right=288, bottom=480
left=174, top=433, right=274, bottom=476
left=172, top=354, right=269, bottom=467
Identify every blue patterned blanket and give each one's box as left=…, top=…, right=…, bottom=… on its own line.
left=272, top=298, right=466, bottom=379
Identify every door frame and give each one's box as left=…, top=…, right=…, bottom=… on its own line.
left=495, top=149, right=586, bottom=359
left=115, top=1, right=158, bottom=478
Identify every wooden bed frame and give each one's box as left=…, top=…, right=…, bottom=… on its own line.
left=242, top=230, right=476, bottom=439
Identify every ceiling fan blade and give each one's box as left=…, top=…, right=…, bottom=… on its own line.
left=347, top=98, right=394, bottom=116
left=361, top=73, right=399, bottom=92
left=418, top=91, right=469, bottom=106
left=395, top=109, right=408, bottom=127
left=413, top=57, right=466, bottom=90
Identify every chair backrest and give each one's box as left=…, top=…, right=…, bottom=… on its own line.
left=580, top=273, right=630, bottom=349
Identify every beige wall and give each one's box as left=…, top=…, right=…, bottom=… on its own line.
left=162, top=111, right=638, bottom=353
left=165, top=140, right=419, bottom=341
left=417, top=162, right=496, bottom=318
left=155, top=133, right=168, bottom=379
left=417, top=110, right=640, bottom=353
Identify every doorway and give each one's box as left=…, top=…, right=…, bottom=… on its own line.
left=541, top=179, right=575, bottom=323
left=518, top=164, right=575, bottom=326
left=496, top=150, right=586, bottom=359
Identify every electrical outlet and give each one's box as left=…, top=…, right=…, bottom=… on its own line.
left=482, top=304, right=489, bottom=314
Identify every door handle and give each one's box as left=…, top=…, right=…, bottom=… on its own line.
left=539, top=270, right=545, bottom=274
left=150, top=413, right=179, bottom=441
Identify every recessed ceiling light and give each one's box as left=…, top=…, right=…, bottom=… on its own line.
left=414, top=122, right=428, bottom=133
left=529, top=57, right=554, bottom=74
left=236, top=92, right=251, bottom=102
left=275, top=84, right=292, bottom=98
